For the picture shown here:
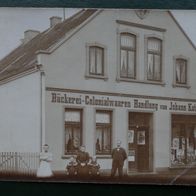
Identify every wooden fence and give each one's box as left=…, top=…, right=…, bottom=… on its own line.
left=0, top=152, right=40, bottom=176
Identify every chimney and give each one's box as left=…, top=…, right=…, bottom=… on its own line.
left=22, top=30, right=40, bottom=44
left=50, top=16, right=62, bottom=27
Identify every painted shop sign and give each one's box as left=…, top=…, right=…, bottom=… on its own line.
left=50, top=92, right=196, bottom=112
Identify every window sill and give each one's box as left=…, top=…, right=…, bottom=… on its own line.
left=96, top=155, right=112, bottom=159
left=61, top=155, right=76, bottom=159
left=169, top=165, right=196, bottom=169
left=117, top=77, right=166, bottom=86
left=62, top=155, right=112, bottom=159
left=172, top=83, right=190, bottom=89
left=85, top=74, right=108, bottom=81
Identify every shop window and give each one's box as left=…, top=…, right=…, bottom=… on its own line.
left=147, top=37, right=162, bottom=81
left=95, top=110, right=112, bottom=155
left=64, top=108, right=83, bottom=154
left=171, top=115, right=196, bottom=167
left=120, top=33, right=136, bottom=79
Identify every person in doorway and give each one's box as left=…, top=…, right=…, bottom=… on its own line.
left=111, top=140, right=127, bottom=178
left=36, top=144, right=53, bottom=178
left=76, top=145, right=90, bottom=176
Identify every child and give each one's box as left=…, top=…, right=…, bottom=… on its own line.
left=66, top=156, right=78, bottom=176
left=88, top=156, right=100, bottom=176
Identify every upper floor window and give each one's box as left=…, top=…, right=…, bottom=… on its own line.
left=175, top=58, right=187, bottom=85
left=89, top=46, right=104, bottom=75
left=147, top=37, right=162, bottom=81
left=86, top=43, right=108, bottom=80
left=120, top=33, right=136, bottom=79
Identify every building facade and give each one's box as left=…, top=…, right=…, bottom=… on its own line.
left=0, top=9, right=196, bottom=174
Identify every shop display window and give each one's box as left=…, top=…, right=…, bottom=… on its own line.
left=171, top=115, right=196, bottom=167
left=64, top=108, right=83, bottom=154
left=96, top=110, right=112, bottom=155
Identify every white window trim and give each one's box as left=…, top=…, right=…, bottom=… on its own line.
left=144, top=34, right=165, bottom=85
left=116, top=28, right=140, bottom=82
left=173, top=55, right=190, bottom=89
left=85, top=42, right=108, bottom=80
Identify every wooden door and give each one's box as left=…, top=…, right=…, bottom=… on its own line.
left=128, top=112, right=152, bottom=172
left=137, top=127, right=149, bottom=171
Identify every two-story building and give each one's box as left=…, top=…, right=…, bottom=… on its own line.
left=0, top=9, right=196, bottom=174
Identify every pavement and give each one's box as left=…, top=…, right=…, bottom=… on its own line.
left=0, top=168, right=196, bottom=186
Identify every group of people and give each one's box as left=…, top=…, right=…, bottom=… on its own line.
left=66, top=145, right=100, bottom=176
left=36, top=140, right=127, bottom=178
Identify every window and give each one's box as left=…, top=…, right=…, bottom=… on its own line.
left=147, top=38, right=162, bottom=81
left=89, top=46, right=104, bottom=76
left=86, top=43, right=107, bottom=80
left=96, top=110, right=112, bottom=155
left=175, top=58, right=187, bottom=85
left=64, top=108, right=82, bottom=154
left=120, top=33, right=136, bottom=79
left=171, top=115, right=196, bottom=167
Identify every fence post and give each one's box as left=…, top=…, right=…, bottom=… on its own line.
left=15, top=152, right=18, bottom=174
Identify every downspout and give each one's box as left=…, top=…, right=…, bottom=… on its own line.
left=40, top=70, right=46, bottom=149
left=37, top=53, right=46, bottom=152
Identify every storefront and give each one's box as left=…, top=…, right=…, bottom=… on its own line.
left=171, top=114, right=196, bottom=167
left=45, top=88, right=196, bottom=173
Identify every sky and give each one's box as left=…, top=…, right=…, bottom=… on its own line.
left=0, top=8, right=196, bottom=59
left=0, top=8, right=79, bottom=59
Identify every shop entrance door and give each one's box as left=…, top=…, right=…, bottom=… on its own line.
left=128, top=112, right=152, bottom=172
left=137, top=127, right=149, bottom=171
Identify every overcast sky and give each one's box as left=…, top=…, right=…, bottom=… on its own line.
left=0, top=8, right=196, bottom=59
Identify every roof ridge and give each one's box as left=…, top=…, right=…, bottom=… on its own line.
left=0, top=9, right=98, bottom=82
left=0, top=9, right=95, bottom=72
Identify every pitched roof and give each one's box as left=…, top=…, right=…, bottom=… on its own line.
left=0, top=9, right=97, bottom=82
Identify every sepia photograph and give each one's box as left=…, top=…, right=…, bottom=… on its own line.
left=0, top=7, right=196, bottom=186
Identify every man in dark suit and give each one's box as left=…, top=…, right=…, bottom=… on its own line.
left=111, top=140, right=127, bottom=178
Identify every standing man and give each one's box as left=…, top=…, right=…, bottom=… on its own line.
left=111, top=140, right=127, bottom=178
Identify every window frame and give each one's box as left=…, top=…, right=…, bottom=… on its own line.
left=120, top=32, right=137, bottom=79
left=173, top=55, right=190, bottom=88
left=146, top=37, right=162, bottom=82
left=144, top=34, right=165, bottom=85
left=117, top=29, right=139, bottom=82
left=95, top=110, right=113, bottom=156
left=85, top=43, right=108, bottom=80
left=64, top=108, right=83, bottom=155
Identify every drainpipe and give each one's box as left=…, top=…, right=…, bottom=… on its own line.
left=40, top=70, right=46, bottom=149
left=37, top=54, right=46, bottom=152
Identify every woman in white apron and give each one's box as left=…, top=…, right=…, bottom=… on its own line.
left=37, top=144, right=53, bottom=178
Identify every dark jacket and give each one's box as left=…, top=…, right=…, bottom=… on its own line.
left=76, top=151, right=90, bottom=164
left=111, top=147, right=127, bottom=164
